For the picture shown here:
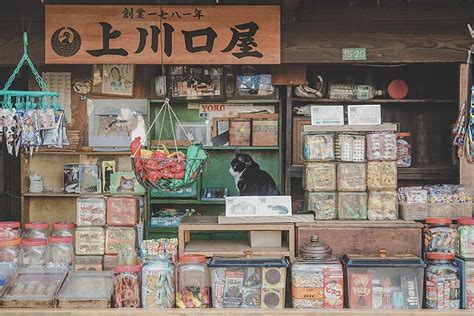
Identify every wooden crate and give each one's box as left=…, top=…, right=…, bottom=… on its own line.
left=252, top=119, right=278, bottom=146
left=229, top=119, right=251, bottom=146
left=296, top=220, right=423, bottom=258
left=399, top=202, right=473, bottom=220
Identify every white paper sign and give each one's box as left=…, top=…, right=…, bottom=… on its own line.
left=348, top=104, right=381, bottom=125
left=225, top=196, right=292, bottom=217
left=310, top=105, right=344, bottom=125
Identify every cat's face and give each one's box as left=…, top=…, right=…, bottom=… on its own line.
left=119, top=176, right=135, bottom=189
left=229, top=154, right=254, bottom=176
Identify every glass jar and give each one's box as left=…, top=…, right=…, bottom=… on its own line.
left=21, top=238, right=47, bottom=268
left=23, top=221, right=49, bottom=240
left=0, top=238, right=21, bottom=268
left=458, top=217, right=474, bottom=257
left=396, top=132, right=412, bottom=167
left=0, top=221, right=21, bottom=240
left=424, top=218, right=457, bottom=254
left=142, top=255, right=175, bottom=308
left=291, top=236, right=343, bottom=309
left=46, top=236, right=73, bottom=269
left=114, top=264, right=142, bottom=308
left=425, top=252, right=460, bottom=309
left=51, top=221, right=75, bottom=238
left=176, top=255, right=210, bottom=308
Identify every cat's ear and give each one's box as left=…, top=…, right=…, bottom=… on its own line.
left=238, top=155, right=246, bottom=163
left=235, top=148, right=241, bottom=156
left=120, top=176, right=125, bottom=181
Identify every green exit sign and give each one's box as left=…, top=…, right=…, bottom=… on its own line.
left=342, top=48, right=367, bottom=61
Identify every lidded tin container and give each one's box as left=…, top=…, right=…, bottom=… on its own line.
left=51, top=221, right=75, bottom=238
left=141, top=255, right=175, bottom=308
left=23, top=221, right=49, bottom=240
left=291, top=236, right=343, bottom=309
left=425, top=252, right=460, bottom=309
left=304, top=192, right=337, bottom=220
left=0, top=221, right=21, bottom=240
left=114, top=264, right=142, bottom=308
left=46, top=236, right=74, bottom=269
left=424, top=217, right=457, bottom=254
left=209, top=256, right=288, bottom=309
left=0, top=238, right=21, bottom=268
left=21, top=238, right=47, bottom=268
left=458, top=217, right=474, bottom=257
left=342, top=250, right=425, bottom=309
left=176, top=255, right=209, bottom=308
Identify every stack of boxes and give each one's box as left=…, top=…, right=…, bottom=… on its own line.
left=303, top=131, right=398, bottom=220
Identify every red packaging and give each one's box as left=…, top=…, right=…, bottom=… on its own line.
left=349, top=273, right=372, bottom=309
left=324, top=269, right=344, bottom=308
left=106, top=197, right=137, bottom=226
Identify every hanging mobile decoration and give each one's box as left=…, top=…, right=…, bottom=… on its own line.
left=0, top=33, right=68, bottom=156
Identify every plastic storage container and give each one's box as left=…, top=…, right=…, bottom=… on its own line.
left=75, top=227, right=105, bottom=255
left=303, top=162, right=337, bottom=192
left=21, top=238, right=47, bottom=268
left=367, top=161, right=397, bottom=190
left=337, top=192, right=368, bottom=220
left=106, top=197, right=137, bottom=226
left=303, top=133, right=335, bottom=161
left=141, top=255, right=175, bottom=308
left=425, top=252, right=460, bottom=309
left=458, top=217, right=474, bottom=257
left=343, top=250, right=425, bottom=309
left=304, top=192, right=337, bottom=220
left=46, top=236, right=74, bottom=269
left=291, top=236, right=343, bottom=308
left=368, top=191, right=398, bottom=220
left=366, top=132, right=397, bottom=161
left=51, top=221, right=75, bottom=238
left=336, top=133, right=365, bottom=162
left=397, top=132, right=412, bottom=167
left=0, top=221, right=21, bottom=240
left=176, top=255, right=210, bottom=308
left=209, top=256, right=289, bottom=308
left=76, top=196, right=106, bottom=226
left=114, top=264, right=142, bottom=308
left=0, top=238, right=21, bottom=268
left=23, top=222, right=49, bottom=240
left=424, top=218, right=457, bottom=254
left=455, top=256, right=474, bottom=309
left=105, top=226, right=136, bottom=255
left=337, top=163, right=367, bottom=192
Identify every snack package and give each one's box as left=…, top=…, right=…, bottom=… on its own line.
left=367, top=161, right=397, bottom=190
left=337, top=163, right=367, bottom=192
left=105, top=227, right=136, bottom=255
left=304, top=192, right=337, bottom=220
left=303, top=133, right=335, bottom=161
left=335, top=133, right=366, bottom=162
left=366, top=132, right=397, bottom=161
left=337, top=192, right=368, bottom=220
left=303, top=162, right=337, bottom=192
left=368, top=191, right=398, bottom=220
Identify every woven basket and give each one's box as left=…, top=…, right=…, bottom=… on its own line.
left=399, top=202, right=473, bottom=220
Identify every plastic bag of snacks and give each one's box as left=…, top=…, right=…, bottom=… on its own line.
left=303, top=133, right=335, bottom=161
left=367, top=161, right=397, bottom=190
left=366, top=132, right=397, bottom=161
left=303, top=162, right=337, bottom=192
left=337, top=163, right=367, bottom=192
left=368, top=191, right=398, bottom=220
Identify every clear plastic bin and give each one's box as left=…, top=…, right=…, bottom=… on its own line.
left=141, top=255, right=175, bottom=308
left=303, top=162, right=337, bottom=192
left=337, top=163, right=367, bottom=192
left=21, top=238, right=47, bottom=268
left=46, top=236, right=73, bottom=269
left=368, top=191, right=398, bottom=220
left=425, top=252, right=460, bottom=309
left=337, top=192, right=367, bottom=220
left=176, top=255, right=210, bottom=308
left=0, top=221, right=21, bottom=240
left=304, top=192, right=337, bottom=220
left=23, top=222, right=49, bottom=240
left=209, top=257, right=288, bottom=308
left=0, top=238, right=21, bottom=268
left=343, top=250, right=425, bottom=309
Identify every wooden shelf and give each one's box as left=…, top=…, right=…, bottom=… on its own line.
left=33, top=150, right=131, bottom=156
left=288, top=165, right=458, bottom=180
left=24, top=192, right=145, bottom=197
left=150, top=146, right=279, bottom=151
left=150, top=99, right=280, bottom=104
left=150, top=199, right=225, bottom=205
left=292, top=97, right=457, bottom=104
left=184, top=240, right=290, bottom=257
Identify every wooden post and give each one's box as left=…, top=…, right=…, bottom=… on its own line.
left=459, top=63, right=474, bottom=195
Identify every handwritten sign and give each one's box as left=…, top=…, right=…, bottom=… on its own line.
left=45, top=5, right=280, bottom=64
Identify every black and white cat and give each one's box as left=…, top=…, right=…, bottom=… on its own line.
left=229, top=153, right=279, bottom=196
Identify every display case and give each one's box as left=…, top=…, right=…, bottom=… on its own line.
left=303, top=133, right=335, bottom=161
left=368, top=191, right=398, bottom=220
left=56, top=271, right=114, bottom=308
left=75, top=227, right=105, bottom=256
left=0, top=268, right=67, bottom=308
left=304, top=192, right=337, bottom=220
left=455, top=256, right=474, bottom=310
left=337, top=192, right=368, bottom=220
left=303, top=162, right=337, bottom=192
left=106, top=197, right=137, bottom=226
left=342, top=251, right=425, bottom=309
left=337, top=163, right=367, bottom=192
left=76, top=196, right=106, bottom=226
left=105, top=227, right=136, bottom=255
left=367, top=161, right=397, bottom=190
left=209, top=257, right=289, bottom=308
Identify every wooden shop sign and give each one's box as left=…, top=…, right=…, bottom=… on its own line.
left=45, top=5, right=280, bottom=64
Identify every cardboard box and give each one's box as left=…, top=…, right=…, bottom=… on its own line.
left=229, top=119, right=251, bottom=146
left=250, top=231, right=282, bottom=248
left=225, top=196, right=292, bottom=217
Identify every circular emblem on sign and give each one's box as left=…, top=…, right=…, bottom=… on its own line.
left=51, top=27, right=81, bottom=57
